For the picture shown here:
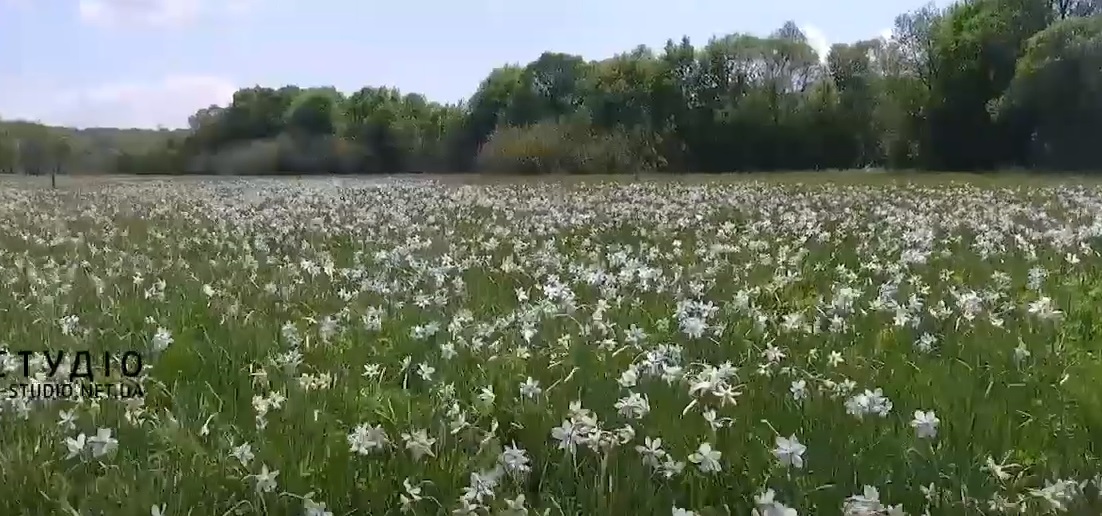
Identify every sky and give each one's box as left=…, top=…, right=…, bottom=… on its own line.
left=0, top=0, right=947, bottom=130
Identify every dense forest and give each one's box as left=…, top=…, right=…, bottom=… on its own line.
left=2, top=0, right=1100, bottom=175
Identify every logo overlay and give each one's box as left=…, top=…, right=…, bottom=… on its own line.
left=1, top=350, right=146, bottom=401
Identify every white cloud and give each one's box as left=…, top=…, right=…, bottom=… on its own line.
left=77, top=0, right=257, bottom=27
left=9, top=75, right=237, bottom=129
left=79, top=0, right=200, bottom=26
left=799, top=23, right=831, bottom=63
left=879, top=27, right=895, bottom=41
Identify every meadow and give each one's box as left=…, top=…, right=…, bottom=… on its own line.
left=0, top=174, right=1100, bottom=516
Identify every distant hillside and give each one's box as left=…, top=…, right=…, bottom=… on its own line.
left=0, top=119, right=187, bottom=174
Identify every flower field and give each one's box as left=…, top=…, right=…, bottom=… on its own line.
left=1, top=176, right=1101, bottom=516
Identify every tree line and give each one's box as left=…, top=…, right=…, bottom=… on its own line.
left=0, top=121, right=184, bottom=176
left=2, top=0, right=1100, bottom=176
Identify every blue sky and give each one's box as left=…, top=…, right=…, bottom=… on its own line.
left=1, top=0, right=946, bottom=129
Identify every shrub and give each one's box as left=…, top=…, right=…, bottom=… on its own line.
left=475, top=119, right=662, bottom=174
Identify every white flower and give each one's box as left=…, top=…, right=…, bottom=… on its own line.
left=680, top=316, right=707, bottom=339
left=1030, top=478, right=1079, bottom=512
left=151, top=326, right=173, bottom=352
left=230, top=442, right=255, bottom=466
left=59, top=315, right=81, bottom=336
left=502, top=494, right=529, bottom=516
left=635, top=436, right=666, bottom=468
left=253, top=464, right=279, bottom=493
left=303, top=496, right=334, bottom=516
left=400, top=478, right=424, bottom=513
left=416, top=363, right=435, bottom=381
left=64, top=433, right=86, bottom=460
left=614, top=392, right=650, bottom=419
left=401, top=429, right=436, bottom=461
left=617, top=367, right=638, bottom=388
left=845, top=388, right=893, bottom=419
left=57, top=409, right=77, bottom=432
left=87, top=428, right=118, bottom=458
left=910, top=410, right=939, bottom=439
left=1027, top=296, right=1063, bottom=321
left=660, top=457, right=686, bottom=478
left=348, top=423, right=389, bottom=455
left=460, top=468, right=500, bottom=504
left=843, top=485, right=887, bottom=516
left=518, top=377, right=541, bottom=399
left=915, top=333, right=938, bottom=353
left=773, top=434, right=807, bottom=469
left=688, top=442, right=722, bottom=473
left=1014, top=343, right=1031, bottom=363
left=499, top=442, right=531, bottom=476
left=477, top=385, right=496, bottom=407
left=754, top=489, right=799, bottom=516
left=551, top=420, right=585, bottom=455
left=790, top=380, right=807, bottom=401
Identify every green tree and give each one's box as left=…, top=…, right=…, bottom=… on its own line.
left=41, top=1, right=1102, bottom=176
left=50, top=135, right=72, bottom=187
left=828, top=40, right=883, bottom=167
left=0, top=127, right=15, bottom=174
left=285, top=88, right=345, bottom=136
left=924, top=0, right=1052, bottom=169
left=995, top=14, right=1102, bottom=169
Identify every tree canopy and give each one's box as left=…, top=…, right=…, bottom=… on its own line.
left=3, top=0, right=1100, bottom=175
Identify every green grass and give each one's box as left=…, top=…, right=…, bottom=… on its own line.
left=0, top=174, right=1100, bottom=516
